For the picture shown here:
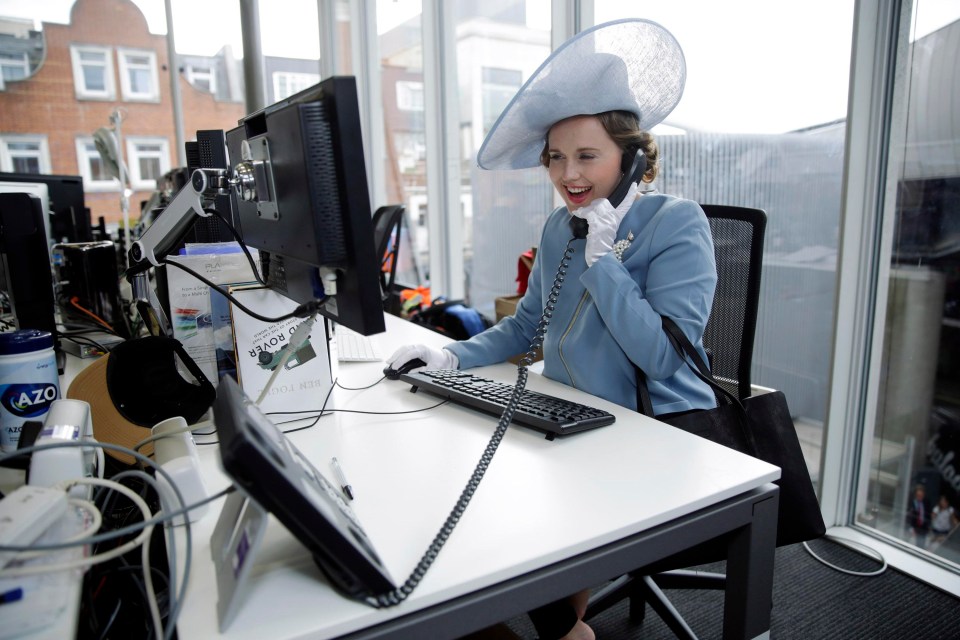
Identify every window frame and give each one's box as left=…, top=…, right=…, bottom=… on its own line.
left=117, top=47, right=160, bottom=102
left=0, top=51, right=29, bottom=82
left=70, top=44, right=116, bottom=100
left=396, top=80, right=425, bottom=112
left=0, top=135, right=51, bottom=174
left=823, top=0, right=960, bottom=593
left=125, top=136, right=170, bottom=190
left=272, top=71, right=322, bottom=102
left=185, top=65, right=217, bottom=94
left=75, top=137, right=121, bottom=192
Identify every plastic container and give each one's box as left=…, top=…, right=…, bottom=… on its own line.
left=0, top=330, right=60, bottom=452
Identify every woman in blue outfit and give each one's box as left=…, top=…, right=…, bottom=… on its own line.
left=388, top=19, right=717, bottom=640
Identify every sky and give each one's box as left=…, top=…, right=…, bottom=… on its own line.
left=1, top=0, right=958, bottom=134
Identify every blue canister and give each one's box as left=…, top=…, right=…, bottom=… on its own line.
left=0, top=330, right=60, bottom=452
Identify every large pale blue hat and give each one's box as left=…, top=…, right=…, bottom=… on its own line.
left=477, top=18, right=686, bottom=170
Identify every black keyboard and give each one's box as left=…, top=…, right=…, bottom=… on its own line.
left=399, top=369, right=616, bottom=438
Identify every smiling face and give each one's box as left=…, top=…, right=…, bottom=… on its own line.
left=546, top=115, right=624, bottom=211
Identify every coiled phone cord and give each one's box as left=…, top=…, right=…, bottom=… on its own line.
left=367, top=237, right=579, bottom=608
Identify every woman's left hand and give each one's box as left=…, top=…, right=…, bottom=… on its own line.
left=573, top=181, right=638, bottom=266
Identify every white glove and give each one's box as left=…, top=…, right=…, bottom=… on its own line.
left=387, top=344, right=459, bottom=373
left=572, top=181, right=639, bottom=266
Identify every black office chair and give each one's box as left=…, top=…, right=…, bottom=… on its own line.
left=371, top=204, right=406, bottom=304
left=584, top=204, right=767, bottom=639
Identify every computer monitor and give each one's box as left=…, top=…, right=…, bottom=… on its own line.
left=225, top=76, right=385, bottom=336
left=0, top=192, right=59, bottom=345
left=0, top=181, right=52, bottom=252
left=0, top=173, right=91, bottom=243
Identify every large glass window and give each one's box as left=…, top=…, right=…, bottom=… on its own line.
left=858, top=2, right=960, bottom=569
left=378, top=0, right=427, bottom=287
left=70, top=44, right=115, bottom=100
left=2, top=1, right=245, bottom=226
left=454, top=1, right=552, bottom=315
left=595, top=1, right=854, bottom=494
left=375, top=1, right=553, bottom=301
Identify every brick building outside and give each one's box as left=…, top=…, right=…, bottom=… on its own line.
left=0, top=0, right=246, bottom=227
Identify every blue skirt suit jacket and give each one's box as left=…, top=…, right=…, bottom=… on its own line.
left=446, top=193, right=717, bottom=415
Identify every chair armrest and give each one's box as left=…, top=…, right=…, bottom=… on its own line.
left=749, top=384, right=776, bottom=398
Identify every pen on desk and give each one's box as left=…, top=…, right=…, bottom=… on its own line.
left=331, top=457, right=354, bottom=500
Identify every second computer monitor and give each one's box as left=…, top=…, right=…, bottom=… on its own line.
left=226, top=76, right=385, bottom=336
left=0, top=172, right=90, bottom=243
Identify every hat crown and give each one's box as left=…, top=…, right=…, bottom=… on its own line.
left=477, top=18, right=686, bottom=170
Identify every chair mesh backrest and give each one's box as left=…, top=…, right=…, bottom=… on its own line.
left=700, top=205, right=766, bottom=401
left=371, top=204, right=405, bottom=296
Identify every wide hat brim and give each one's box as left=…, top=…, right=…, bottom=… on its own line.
left=477, top=18, right=686, bottom=170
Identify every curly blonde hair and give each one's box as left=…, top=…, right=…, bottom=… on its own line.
left=539, top=110, right=659, bottom=184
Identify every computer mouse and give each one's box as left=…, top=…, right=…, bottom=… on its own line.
left=383, top=358, right=427, bottom=380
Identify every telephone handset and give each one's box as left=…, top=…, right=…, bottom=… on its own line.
left=569, top=213, right=590, bottom=240
left=569, top=150, right=647, bottom=239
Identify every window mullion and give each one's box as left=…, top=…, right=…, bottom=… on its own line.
left=822, top=0, right=906, bottom=526
left=422, top=0, right=463, bottom=300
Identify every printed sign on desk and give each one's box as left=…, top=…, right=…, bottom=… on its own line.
left=166, top=249, right=258, bottom=385
left=229, top=286, right=334, bottom=416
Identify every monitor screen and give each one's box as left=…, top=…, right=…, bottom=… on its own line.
left=0, top=173, right=90, bottom=243
left=0, top=181, right=52, bottom=251
left=225, top=76, right=385, bottom=336
left=0, top=192, right=59, bottom=344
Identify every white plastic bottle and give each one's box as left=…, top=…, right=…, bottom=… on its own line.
left=0, top=330, right=60, bottom=452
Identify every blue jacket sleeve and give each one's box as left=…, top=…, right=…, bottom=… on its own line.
left=446, top=224, right=551, bottom=369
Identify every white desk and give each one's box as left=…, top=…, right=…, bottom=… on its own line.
left=174, top=313, right=780, bottom=639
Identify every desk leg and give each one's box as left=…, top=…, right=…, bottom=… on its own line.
left=722, top=487, right=778, bottom=640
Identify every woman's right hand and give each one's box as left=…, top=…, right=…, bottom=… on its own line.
left=386, top=344, right=459, bottom=373
left=573, top=181, right=639, bottom=266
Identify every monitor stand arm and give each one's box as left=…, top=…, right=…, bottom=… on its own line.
left=130, top=272, right=172, bottom=337
left=126, top=169, right=227, bottom=337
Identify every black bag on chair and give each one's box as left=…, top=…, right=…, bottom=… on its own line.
left=637, top=317, right=826, bottom=547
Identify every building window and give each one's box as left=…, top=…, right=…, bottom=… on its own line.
left=186, top=65, right=217, bottom=94
left=75, top=137, right=120, bottom=191
left=273, top=72, right=320, bottom=101
left=394, top=132, right=426, bottom=173
left=0, top=52, right=29, bottom=82
left=0, top=135, right=50, bottom=174
left=117, top=48, right=159, bottom=102
left=396, top=80, right=424, bottom=112
left=126, top=137, right=170, bottom=190
left=70, top=45, right=115, bottom=100
left=481, top=67, right=522, bottom=136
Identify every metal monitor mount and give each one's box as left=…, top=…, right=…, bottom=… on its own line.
left=126, top=136, right=271, bottom=337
